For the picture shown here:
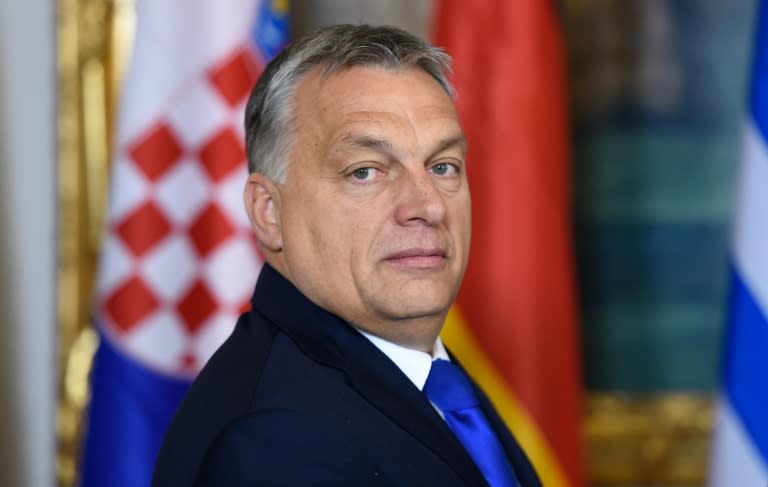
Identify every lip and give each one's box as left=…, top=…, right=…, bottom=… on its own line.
left=383, top=248, right=448, bottom=269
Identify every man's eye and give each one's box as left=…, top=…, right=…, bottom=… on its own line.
left=430, top=162, right=458, bottom=176
left=351, top=167, right=379, bottom=181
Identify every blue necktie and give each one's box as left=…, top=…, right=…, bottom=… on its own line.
left=424, top=359, right=519, bottom=487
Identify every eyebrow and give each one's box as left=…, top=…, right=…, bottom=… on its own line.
left=428, top=134, right=467, bottom=159
left=337, top=134, right=396, bottom=156
left=337, top=133, right=467, bottom=159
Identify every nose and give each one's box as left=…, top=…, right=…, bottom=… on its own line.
left=393, top=169, right=447, bottom=226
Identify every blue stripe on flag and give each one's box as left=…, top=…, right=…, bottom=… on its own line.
left=751, top=0, right=768, bottom=140
left=723, top=267, right=768, bottom=463
left=80, top=335, right=190, bottom=487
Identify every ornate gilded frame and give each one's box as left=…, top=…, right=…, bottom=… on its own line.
left=56, top=1, right=712, bottom=485
left=57, top=0, right=133, bottom=484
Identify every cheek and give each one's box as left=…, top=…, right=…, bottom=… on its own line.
left=341, top=210, right=375, bottom=262
left=349, top=203, right=397, bottom=257
left=307, top=205, right=360, bottom=261
left=281, top=199, right=326, bottom=260
left=449, top=197, right=472, bottom=265
left=449, top=194, right=472, bottom=229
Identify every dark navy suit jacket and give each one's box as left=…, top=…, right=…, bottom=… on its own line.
left=152, top=264, right=541, bottom=486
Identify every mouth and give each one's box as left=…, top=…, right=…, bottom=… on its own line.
left=383, top=248, right=448, bottom=270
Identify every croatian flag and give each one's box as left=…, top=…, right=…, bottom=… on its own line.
left=708, top=1, right=768, bottom=485
left=80, top=1, right=288, bottom=486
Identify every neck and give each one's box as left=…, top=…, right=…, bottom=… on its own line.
left=352, top=314, right=444, bottom=354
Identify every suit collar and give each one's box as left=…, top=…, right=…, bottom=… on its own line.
left=250, top=264, right=489, bottom=486
left=250, top=263, right=351, bottom=368
left=357, top=329, right=451, bottom=390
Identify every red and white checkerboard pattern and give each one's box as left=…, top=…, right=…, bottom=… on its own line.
left=96, top=1, right=265, bottom=377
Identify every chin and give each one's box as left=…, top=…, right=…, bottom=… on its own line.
left=380, top=293, right=453, bottom=322
left=360, top=271, right=460, bottom=320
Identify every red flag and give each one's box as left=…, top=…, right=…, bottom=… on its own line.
left=434, top=1, right=584, bottom=486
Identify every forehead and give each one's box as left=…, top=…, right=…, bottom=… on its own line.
left=292, top=66, right=461, bottom=140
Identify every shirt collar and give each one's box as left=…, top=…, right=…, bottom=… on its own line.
left=357, top=329, right=450, bottom=390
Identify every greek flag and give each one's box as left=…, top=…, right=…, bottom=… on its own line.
left=708, top=1, right=768, bottom=484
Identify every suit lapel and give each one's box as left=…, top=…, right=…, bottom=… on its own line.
left=251, top=265, right=489, bottom=486
left=342, top=341, right=489, bottom=486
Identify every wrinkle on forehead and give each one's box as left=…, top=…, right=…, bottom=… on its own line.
left=301, top=65, right=456, bottom=117
left=293, top=66, right=462, bottom=163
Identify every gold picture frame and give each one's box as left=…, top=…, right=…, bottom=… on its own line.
left=57, top=0, right=133, bottom=484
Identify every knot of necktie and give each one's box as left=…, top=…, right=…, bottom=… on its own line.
left=423, top=358, right=480, bottom=411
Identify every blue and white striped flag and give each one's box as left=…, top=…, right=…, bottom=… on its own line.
left=79, top=2, right=288, bottom=486
left=709, top=1, right=768, bottom=484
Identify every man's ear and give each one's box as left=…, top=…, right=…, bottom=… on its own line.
left=244, top=172, right=283, bottom=252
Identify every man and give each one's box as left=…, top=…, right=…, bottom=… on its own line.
left=153, top=24, right=541, bottom=486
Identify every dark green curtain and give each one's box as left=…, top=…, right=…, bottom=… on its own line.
left=565, top=0, right=758, bottom=390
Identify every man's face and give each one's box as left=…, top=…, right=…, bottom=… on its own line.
left=273, top=66, right=470, bottom=349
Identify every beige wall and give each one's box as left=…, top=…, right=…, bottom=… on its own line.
left=0, top=0, right=57, bottom=486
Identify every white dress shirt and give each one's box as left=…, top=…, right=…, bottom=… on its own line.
left=357, top=329, right=450, bottom=391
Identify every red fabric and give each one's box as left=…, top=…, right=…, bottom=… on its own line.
left=433, top=1, right=584, bottom=485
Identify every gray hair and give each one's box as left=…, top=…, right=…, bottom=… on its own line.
left=244, top=24, right=454, bottom=182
